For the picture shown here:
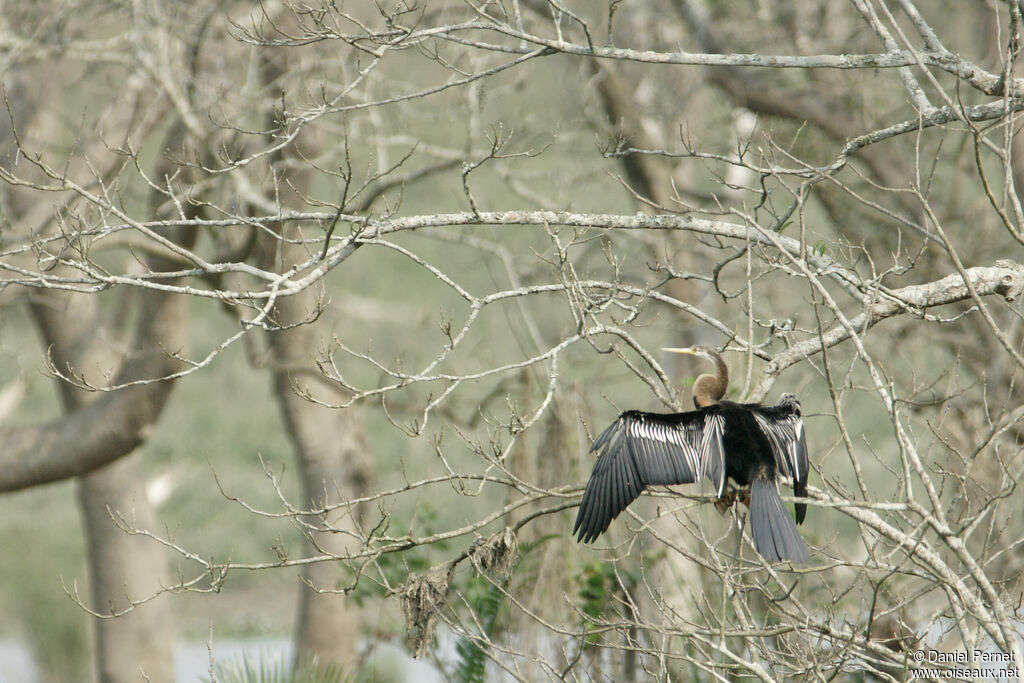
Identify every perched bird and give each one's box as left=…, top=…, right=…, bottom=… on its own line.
left=573, top=345, right=809, bottom=562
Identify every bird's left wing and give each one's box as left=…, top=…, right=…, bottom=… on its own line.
left=573, top=409, right=725, bottom=543
left=751, top=394, right=809, bottom=524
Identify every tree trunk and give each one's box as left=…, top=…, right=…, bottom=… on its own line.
left=78, top=455, right=175, bottom=682
left=256, top=232, right=373, bottom=668
left=252, top=15, right=373, bottom=662
left=31, top=285, right=181, bottom=682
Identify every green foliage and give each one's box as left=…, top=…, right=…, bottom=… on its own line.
left=575, top=559, right=644, bottom=646
left=577, top=560, right=617, bottom=622
left=453, top=577, right=505, bottom=683
left=202, top=651, right=348, bottom=683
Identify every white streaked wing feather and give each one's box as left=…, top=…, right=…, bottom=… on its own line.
left=753, top=411, right=804, bottom=485
left=629, top=417, right=700, bottom=481
left=575, top=409, right=730, bottom=544
left=700, top=413, right=726, bottom=497
left=621, top=412, right=723, bottom=491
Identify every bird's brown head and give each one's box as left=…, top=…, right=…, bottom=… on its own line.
left=663, top=345, right=729, bottom=407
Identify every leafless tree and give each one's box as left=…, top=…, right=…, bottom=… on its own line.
left=1, top=1, right=1023, bottom=680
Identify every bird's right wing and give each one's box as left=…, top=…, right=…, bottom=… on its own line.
left=573, top=409, right=725, bottom=543
left=751, top=394, right=809, bottom=524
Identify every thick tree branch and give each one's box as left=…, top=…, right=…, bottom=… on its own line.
left=751, top=261, right=1024, bottom=399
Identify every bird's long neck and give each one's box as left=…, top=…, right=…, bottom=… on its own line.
left=693, top=354, right=728, bottom=407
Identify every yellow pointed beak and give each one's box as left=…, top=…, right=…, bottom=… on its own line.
left=662, top=347, right=697, bottom=355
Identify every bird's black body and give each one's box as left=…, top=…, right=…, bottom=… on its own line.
left=573, top=349, right=810, bottom=563
left=718, top=402, right=771, bottom=486
left=717, top=400, right=807, bottom=524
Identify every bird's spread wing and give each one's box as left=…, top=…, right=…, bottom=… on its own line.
left=751, top=394, right=809, bottom=524
left=573, top=409, right=725, bottom=543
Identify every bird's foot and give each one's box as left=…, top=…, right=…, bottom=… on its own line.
left=714, top=497, right=731, bottom=516
left=714, top=486, right=752, bottom=515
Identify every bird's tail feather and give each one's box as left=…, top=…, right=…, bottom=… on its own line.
left=750, top=475, right=809, bottom=562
